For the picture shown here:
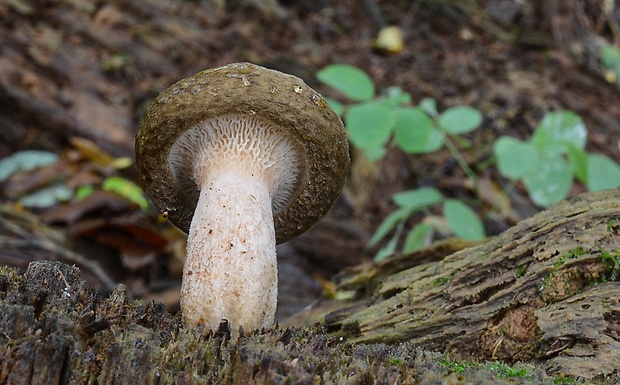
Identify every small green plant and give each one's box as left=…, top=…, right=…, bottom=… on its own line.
left=493, top=110, right=620, bottom=207
left=317, top=64, right=482, bottom=166
left=318, top=64, right=486, bottom=258
left=318, top=64, right=620, bottom=260
left=366, top=186, right=485, bottom=260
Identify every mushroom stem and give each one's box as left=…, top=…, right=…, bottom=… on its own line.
left=181, top=168, right=277, bottom=334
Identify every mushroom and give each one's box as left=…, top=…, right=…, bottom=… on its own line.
left=135, top=62, right=349, bottom=334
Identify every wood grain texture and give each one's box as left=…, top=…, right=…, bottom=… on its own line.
left=325, top=188, right=620, bottom=379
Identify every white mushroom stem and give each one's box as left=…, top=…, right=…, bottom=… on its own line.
left=169, top=115, right=305, bottom=334
left=181, top=166, right=277, bottom=334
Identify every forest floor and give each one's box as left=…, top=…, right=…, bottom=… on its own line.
left=1, top=0, right=620, bottom=349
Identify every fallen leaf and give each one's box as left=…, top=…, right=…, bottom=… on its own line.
left=39, top=190, right=134, bottom=224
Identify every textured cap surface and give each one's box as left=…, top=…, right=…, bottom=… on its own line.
left=136, top=62, right=349, bottom=243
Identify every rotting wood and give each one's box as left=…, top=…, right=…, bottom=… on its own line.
left=0, top=262, right=579, bottom=385
left=322, top=188, right=620, bottom=379
left=0, top=189, right=619, bottom=383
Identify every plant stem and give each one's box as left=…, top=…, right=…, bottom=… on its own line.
left=442, top=133, right=478, bottom=182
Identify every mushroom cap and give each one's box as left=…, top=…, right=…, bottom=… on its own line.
left=135, top=62, right=350, bottom=244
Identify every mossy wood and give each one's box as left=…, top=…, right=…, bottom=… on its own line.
left=0, top=189, right=619, bottom=383
left=0, top=262, right=568, bottom=385
left=324, top=188, right=620, bottom=379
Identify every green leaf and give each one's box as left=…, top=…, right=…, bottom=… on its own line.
left=345, top=101, right=393, bottom=150
left=600, top=45, right=620, bottom=69
left=374, top=220, right=405, bottom=262
left=566, top=145, right=588, bottom=183
left=419, top=98, right=438, bottom=117
left=392, top=187, right=443, bottom=210
left=531, top=111, right=587, bottom=151
left=374, top=242, right=397, bottom=262
left=110, top=157, right=133, bottom=170
left=403, top=223, right=433, bottom=253
left=367, top=207, right=411, bottom=248
left=75, top=185, right=95, bottom=200
left=586, top=154, right=620, bottom=191
left=493, top=136, right=538, bottom=179
left=363, top=146, right=387, bottom=162
left=19, top=184, right=73, bottom=208
left=443, top=199, right=486, bottom=240
left=102, top=176, right=150, bottom=210
left=324, top=97, right=345, bottom=116
left=382, top=87, right=412, bottom=107
left=0, top=150, right=59, bottom=183
left=317, top=64, right=375, bottom=101
left=393, top=107, right=444, bottom=154
left=523, top=148, right=573, bottom=207
left=437, top=106, right=482, bottom=134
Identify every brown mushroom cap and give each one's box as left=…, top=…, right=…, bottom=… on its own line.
left=135, top=62, right=349, bottom=244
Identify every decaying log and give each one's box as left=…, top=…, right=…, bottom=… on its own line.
left=324, top=188, right=620, bottom=379
left=0, top=262, right=580, bottom=385
left=1, top=189, right=619, bottom=384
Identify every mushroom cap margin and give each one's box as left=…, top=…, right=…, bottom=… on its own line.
left=135, top=62, right=350, bottom=244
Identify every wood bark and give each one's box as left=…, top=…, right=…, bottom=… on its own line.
left=1, top=189, right=619, bottom=384
left=324, top=188, right=620, bottom=380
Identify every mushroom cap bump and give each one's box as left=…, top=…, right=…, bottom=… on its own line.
left=135, top=62, right=349, bottom=244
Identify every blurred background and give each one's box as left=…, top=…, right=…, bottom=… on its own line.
left=1, top=0, right=619, bottom=322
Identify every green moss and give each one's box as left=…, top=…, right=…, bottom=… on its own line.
left=0, top=266, right=21, bottom=295
left=430, top=275, right=451, bottom=287
left=553, top=375, right=589, bottom=384
left=600, top=249, right=620, bottom=282
left=539, top=247, right=588, bottom=292
left=515, top=264, right=527, bottom=278
left=484, top=361, right=531, bottom=379
left=554, top=247, right=586, bottom=269
left=439, top=359, right=531, bottom=380
left=438, top=358, right=475, bottom=373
